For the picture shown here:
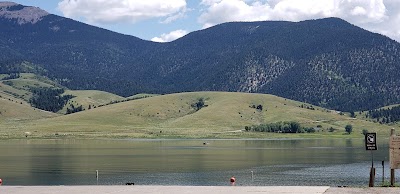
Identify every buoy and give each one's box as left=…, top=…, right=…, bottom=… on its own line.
left=0, top=178, right=3, bottom=185
left=230, top=176, right=236, bottom=184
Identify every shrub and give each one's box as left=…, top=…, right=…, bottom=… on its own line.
left=345, top=124, right=353, bottom=134
left=328, top=127, right=336, bottom=132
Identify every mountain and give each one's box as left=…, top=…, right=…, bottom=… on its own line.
left=1, top=2, right=400, bottom=112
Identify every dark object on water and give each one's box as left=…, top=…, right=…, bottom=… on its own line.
left=125, top=182, right=134, bottom=185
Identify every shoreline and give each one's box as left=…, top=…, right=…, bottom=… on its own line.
left=1, top=186, right=400, bottom=194
left=0, top=134, right=367, bottom=141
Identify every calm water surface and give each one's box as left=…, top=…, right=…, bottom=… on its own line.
left=0, top=138, right=395, bottom=186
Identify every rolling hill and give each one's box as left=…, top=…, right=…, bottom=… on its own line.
left=1, top=2, right=400, bottom=112
left=0, top=82, right=57, bottom=137
left=0, top=95, right=56, bottom=122
left=0, top=73, right=127, bottom=115
left=0, top=92, right=392, bottom=139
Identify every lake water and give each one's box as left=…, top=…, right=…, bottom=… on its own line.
left=0, top=138, right=396, bottom=186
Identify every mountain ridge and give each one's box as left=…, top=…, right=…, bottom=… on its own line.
left=1, top=2, right=400, bottom=112
left=0, top=1, right=48, bottom=24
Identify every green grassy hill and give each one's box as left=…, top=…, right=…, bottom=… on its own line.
left=0, top=94, right=57, bottom=138
left=0, top=73, right=128, bottom=114
left=0, top=74, right=58, bottom=123
left=0, top=96, right=56, bottom=121
left=61, top=90, right=126, bottom=113
left=0, top=73, right=59, bottom=101
left=1, top=92, right=393, bottom=139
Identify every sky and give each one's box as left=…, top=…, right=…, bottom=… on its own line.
left=8, top=0, right=400, bottom=43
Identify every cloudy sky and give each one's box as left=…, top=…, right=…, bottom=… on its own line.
left=10, top=0, right=400, bottom=42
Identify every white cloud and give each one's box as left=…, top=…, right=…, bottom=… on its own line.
left=198, top=0, right=400, bottom=42
left=151, top=29, right=188, bottom=42
left=199, top=0, right=272, bottom=29
left=58, top=0, right=187, bottom=24
left=351, top=6, right=367, bottom=16
left=201, top=0, right=223, bottom=6
left=364, top=0, right=400, bottom=41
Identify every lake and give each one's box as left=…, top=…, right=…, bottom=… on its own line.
left=0, top=138, right=396, bottom=186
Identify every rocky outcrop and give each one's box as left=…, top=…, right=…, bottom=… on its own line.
left=0, top=2, right=48, bottom=25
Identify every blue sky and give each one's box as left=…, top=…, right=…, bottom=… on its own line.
left=8, top=0, right=400, bottom=42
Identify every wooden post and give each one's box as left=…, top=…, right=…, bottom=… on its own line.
left=96, top=170, right=99, bottom=185
left=382, top=160, right=385, bottom=185
left=391, top=169, right=395, bottom=187
left=365, top=132, right=378, bottom=187
left=369, top=167, right=375, bottom=187
left=368, top=142, right=376, bottom=187
left=391, top=129, right=395, bottom=187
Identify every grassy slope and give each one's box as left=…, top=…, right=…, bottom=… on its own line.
left=0, top=74, right=57, bottom=122
left=2, top=92, right=393, bottom=139
left=60, top=90, right=126, bottom=113
left=127, top=93, right=159, bottom=99
left=0, top=73, right=127, bottom=114
left=0, top=97, right=56, bottom=121
left=0, top=73, right=59, bottom=101
left=0, top=96, right=57, bottom=137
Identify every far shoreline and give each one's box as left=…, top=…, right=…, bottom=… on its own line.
left=0, top=130, right=372, bottom=140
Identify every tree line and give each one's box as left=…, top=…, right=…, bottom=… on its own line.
left=245, top=121, right=316, bottom=133
left=29, top=87, right=74, bottom=112
left=246, top=122, right=354, bottom=134
left=367, top=105, right=400, bottom=124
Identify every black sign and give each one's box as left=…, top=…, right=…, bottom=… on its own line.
left=365, top=133, right=377, bottom=150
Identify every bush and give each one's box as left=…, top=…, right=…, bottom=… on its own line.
left=345, top=124, right=353, bottom=134
left=305, top=127, right=316, bottom=133
left=328, top=127, right=336, bottom=132
left=192, top=98, right=205, bottom=111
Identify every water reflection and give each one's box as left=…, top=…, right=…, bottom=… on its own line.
left=0, top=139, right=397, bottom=186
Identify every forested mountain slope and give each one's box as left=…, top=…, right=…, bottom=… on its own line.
left=1, top=2, right=400, bottom=111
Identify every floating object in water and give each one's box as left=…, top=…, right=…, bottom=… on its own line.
left=230, top=176, right=236, bottom=185
left=125, top=182, right=135, bottom=185
left=0, top=178, right=2, bottom=185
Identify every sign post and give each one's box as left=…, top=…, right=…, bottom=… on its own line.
left=382, top=160, right=385, bottom=185
left=365, top=133, right=377, bottom=187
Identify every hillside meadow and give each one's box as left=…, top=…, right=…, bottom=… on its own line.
left=59, top=90, right=126, bottom=113
left=0, top=92, right=395, bottom=139
left=0, top=73, right=131, bottom=114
